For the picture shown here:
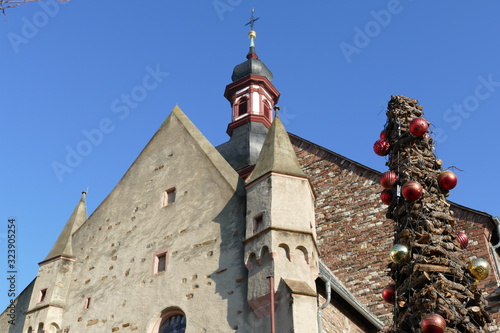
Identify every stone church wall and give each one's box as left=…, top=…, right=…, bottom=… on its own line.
left=56, top=111, right=250, bottom=332
left=5, top=110, right=253, bottom=333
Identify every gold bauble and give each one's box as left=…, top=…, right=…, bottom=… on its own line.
left=248, top=30, right=257, bottom=39
left=467, top=258, right=490, bottom=281
left=390, top=244, right=410, bottom=264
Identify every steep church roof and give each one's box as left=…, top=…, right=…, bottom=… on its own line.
left=246, top=117, right=307, bottom=184
left=41, top=191, right=87, bottom=263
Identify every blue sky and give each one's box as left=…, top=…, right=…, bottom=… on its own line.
left=1, top=1, right=500, bottom=311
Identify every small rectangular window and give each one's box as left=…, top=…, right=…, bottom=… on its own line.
left=39, top=288, right=47, bottom=303
left=157, top=254, right=166, bottom=272
left=253, top=213, right=264, bottom=234
left=163, top=187, right=176, bottom=207
left=154, top=249, right=169, bottom=274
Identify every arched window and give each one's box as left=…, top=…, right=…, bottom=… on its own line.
left=158, top=314, right=186, bottom=333
left=237, top=97, right=248, bottom=117
left=48, top=323, right=60, bottom=333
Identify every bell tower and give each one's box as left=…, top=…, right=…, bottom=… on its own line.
left=217, top=11, right=280, bottom=178
left=224, top=28, right=280, bottom=134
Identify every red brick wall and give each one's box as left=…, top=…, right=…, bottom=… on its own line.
left=290, top=134, right=500, bottom=329
left=454, top=209, right=496, bottom=291
left=453, top=209, right=500, bottom=324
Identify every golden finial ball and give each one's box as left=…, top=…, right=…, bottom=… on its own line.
left=390, top=244, right=410, bottom=264
left=467, top=258, right=491, bottom=281
left=248, top=30, right=257, bottom=39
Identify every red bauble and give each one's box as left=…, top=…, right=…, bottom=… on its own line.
left=421, top=313, right=446, bottom=333
left=409, top=118, right=429, bottom=137
left=380, top=189, right=394, bottom=205
left=382, top=284, right=395, bottom=304
left=380, top=130, right=387, bottom=139
left=380, top=171, right=398, bottom=189
left=438, top=171, right=458, bottom=190
left=456, top=231, right=469, bottom=249
left=373, top=139, right=390, bottom=156
left=402, top=181, right=422, bottom=201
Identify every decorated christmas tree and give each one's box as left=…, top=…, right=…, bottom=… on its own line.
left=374, top=95, right=492, bottom=332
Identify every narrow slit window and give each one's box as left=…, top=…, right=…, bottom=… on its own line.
left=253, top=214, right=264, bottom=234
left=163, top=187, right=176, bottom=207
left=84, top=296, right=91, bottom=310
left=39, top=289, right=47, bottom=303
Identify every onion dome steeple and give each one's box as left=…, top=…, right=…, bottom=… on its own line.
left=231, top=29, right=273, bottom=82
left=217, top=9, right=281, bottom=178
left=223, top=20, right=279, bottom=133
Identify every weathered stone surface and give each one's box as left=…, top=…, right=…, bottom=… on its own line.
left=1, top=107, right=249, bottom=332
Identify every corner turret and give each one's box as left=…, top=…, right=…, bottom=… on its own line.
left=41, top=191, right=87, bottom=263
left=244, top=118, right=319, bottom=332
left=23, top=192, right=88, bottom=332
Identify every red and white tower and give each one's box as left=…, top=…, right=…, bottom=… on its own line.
left=224, top=29, right=280, bottom=135
left=217, top=25, right=281, bottom=178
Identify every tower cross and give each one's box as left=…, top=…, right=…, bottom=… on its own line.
left=244, top=8, right=260, bottom=30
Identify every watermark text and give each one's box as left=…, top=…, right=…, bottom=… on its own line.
left=7, top=0, right=69, bottom=54
left=6, top=218, right=17, bottom=325
left=51, top=65, right=169, bottom=182
left=339, top=0, right=411, bottom=63
left=434, top=74, right=499, bottom=143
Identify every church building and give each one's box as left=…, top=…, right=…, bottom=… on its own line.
left=2, top=22, right=499, bottom=333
